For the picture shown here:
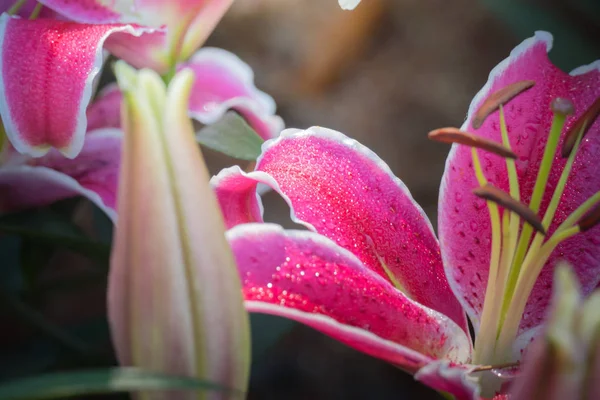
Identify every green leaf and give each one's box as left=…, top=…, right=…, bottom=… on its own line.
left=0, top=368, right=239, bottom=399
left=0, top=209, right=110, bottom=264
left=196, top=111, right=264, bottom=160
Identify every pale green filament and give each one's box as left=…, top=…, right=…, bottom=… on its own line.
left=495, top=106, right=521, bottom=334
left=494, top=225, right=580, bottom=360
left=29, top=3, right=43, bottom=19
left=471, top=99, right=600, bottom=366
left=491, top=118, right=597, bottom=362
left=7, top=0, right=27, bottom=15
left=510, top=113, right=567, bottom=279
left=501, top=110, right=568, bottom=323
left=495, top=189, right=600, bottom=356
left=472, top=147, right=504, bottom=363
left=499, top=123, right=586, bottom=329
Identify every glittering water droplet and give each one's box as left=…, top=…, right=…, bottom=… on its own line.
left=490, top=365, right=520, bottom=380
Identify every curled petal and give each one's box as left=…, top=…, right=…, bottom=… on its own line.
left=0, top=15, right=149, bottom=158
left=213, top=127, right=468, bottom=332
left=414, top=361, right=479, bottom=400
left=0, top=129, right=121, bottom=221
left=439, top=31, right=600, bottom=334
left=103, top=28, right=170, bottom=73
left=228, top=223, right=472, bottom=370
left=182, top=48, right=283, bottom=140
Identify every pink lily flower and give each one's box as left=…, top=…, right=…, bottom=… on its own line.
left=211, top=31, right=600, bottom=398
left=0, top=0, right=282, bottom=158
left=0, top=50, right=279, bottom=221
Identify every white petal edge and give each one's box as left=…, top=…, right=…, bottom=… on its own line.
left=0, top=129, right=121, bottom=222
left=185, top=47, right=283, bottom=138
left=570, top=59, right=600, bottom=76
left=256, top=126, right=439, bottom=239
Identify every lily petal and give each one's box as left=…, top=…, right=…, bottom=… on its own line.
left=182, top=47, right=283, bottom=140
left=228, top=223, right=472, bottom=371
left=179, top=0, right=234, bottom=61
left=0, top=128, right=121, bottom=221
left=103, top=28, right=172, bottom=73
left=0, top=15, right=149, bottom=158
left=213, top=127, right=468, bottom=332
left=439, top=31, right=600, bottom=333
left=37, top=0, right=136, bottom=23
left=414, top=361, right=479, bottom=400
left=86, top=83, right=122, bottom=131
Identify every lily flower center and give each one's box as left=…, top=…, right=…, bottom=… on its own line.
left=431, top=83, right=600, bottom=365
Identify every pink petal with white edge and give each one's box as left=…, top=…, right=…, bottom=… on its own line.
left=415, top=361, right=479, bottom=400
left=438, top=31, right=600, bottom=334
left=0, top=129, right=121, bottom=221
left=0, top=15, right=149, bottom=158
left=103, top=28, right=171, bottom=73
left=86, top=84, right=123, bottom=131
left=228, top=223, right=472, bottom=371
left=213, top=127, right=468, bottom=332
left=182, top=48, right=283, bottom=140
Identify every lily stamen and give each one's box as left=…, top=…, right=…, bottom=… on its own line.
left=428, top=127, right=517, bottom=159
left=562, top=97, right=600, bottom=157
left=472, top=80, right=535, bottom=129
left=473, top=184, right=546, bottom=235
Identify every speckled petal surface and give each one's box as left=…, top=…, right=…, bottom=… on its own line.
left=0, top=15, right=147, bottom=158
left=182, top=47, right=283, bottom=140
left=213, top=127, right=468, bottom=332
left=228, top=223, right=472, bottom=370
left=0, top=129, right=121, bottom=221
left=438, top=32, right=600, bottom=334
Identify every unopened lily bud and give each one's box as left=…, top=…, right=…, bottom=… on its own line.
left=108, top=62, right=250, bottom=399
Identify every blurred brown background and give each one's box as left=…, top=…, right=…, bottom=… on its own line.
left=202, top=0, right=600, bottom=398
